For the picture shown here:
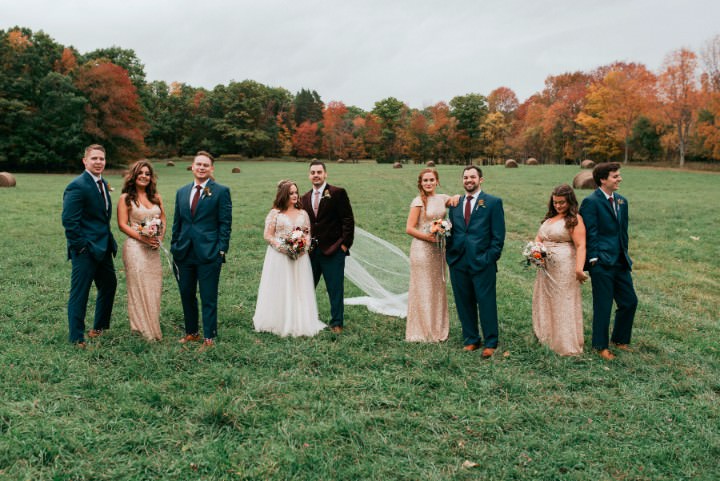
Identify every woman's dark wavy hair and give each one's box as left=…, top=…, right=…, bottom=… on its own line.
left=122, top=160, right=160, bottom=208
left=273, top=179, right=302, bottom=210
left=542, top=183, right=579, bottom=230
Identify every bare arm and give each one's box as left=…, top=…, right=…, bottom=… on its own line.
left=406, top=205, right=435, bottom=242
left=571, top=215, right=588, bottom=282
left=156, top=194, right=167, bottom=242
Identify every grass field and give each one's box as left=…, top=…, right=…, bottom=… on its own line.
left=0, top=161, right=718, bottom=480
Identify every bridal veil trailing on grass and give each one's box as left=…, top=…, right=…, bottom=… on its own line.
left=344, top=227, right=409, bottom=318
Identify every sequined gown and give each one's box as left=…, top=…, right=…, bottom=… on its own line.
left=253, top=209, right=326, bottom=337
left=406, top=194, right=450, bottom=342
left=532, top=219, right=584, bottom=355
left=122, top=203, right=163, bottom=340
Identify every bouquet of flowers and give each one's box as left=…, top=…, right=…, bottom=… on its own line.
left=135, top=215, right=163, bottom=238
left=522, top=241, right=550, bottom=269
left=282, top=227, right=308, bottom=260
left=429, top=217, right=452, bottom=249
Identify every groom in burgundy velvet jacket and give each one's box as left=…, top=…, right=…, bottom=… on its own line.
left=302, top=161, right=355, bottom=333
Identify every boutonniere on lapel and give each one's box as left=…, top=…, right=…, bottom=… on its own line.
left=322, top=190, right=332, bottom=200
left=477, top=199, right=486, bottom=208
left=203, top=186, right=212, bottom=198
left=106, top=183, right=114, bottom=192
left=617, top=199, right=625, bottom=205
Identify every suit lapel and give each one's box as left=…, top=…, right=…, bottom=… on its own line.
left=103, top=179, right=111, bottom=217
left=596, top=189, right=615, bottom=219
left=316, top=185, right=330, bottom=218
left=181, top=183, right=193, bottom=218
left=84, top=172, right=109, bottom=217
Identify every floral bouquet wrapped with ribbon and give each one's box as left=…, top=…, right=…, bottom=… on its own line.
left=429, top=218, right=452, bottom=250
left=282, top=227, right=308, bottom=260
left=135, top=215, right=163, bottom=238
left=522, top=241, right=550, bottom=269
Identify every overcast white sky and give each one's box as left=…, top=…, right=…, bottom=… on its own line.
left=3, top=0, right=719, bottom=110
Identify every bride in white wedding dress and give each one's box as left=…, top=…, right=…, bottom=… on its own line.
left=253, top=180, right=326, bottom=337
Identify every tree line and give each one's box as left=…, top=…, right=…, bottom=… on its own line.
left=2, top=26, right=720, bottom=171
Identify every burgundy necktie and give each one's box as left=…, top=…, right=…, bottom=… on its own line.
left=464, top=195, right=473, bottom=225
left=97, top=180, right=107, bottom=208
left=191, top=185, right=202, bottom=217
left=609, top=196, right=617, bottom=217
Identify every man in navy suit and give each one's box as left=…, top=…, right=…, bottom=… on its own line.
left=579, top=162, right=638, bottom=361
left=171, top=151, right=232, bottom=349
left=62, top=144, right=118, bottom=347
left=445, top=166, right=505, bottom=357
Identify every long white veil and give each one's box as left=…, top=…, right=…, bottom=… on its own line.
left=344, top=227, right=409, bottom=318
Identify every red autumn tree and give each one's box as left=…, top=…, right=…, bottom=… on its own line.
left=292, top=120, right=319, bottom=158
left=74, top=60, right=147, bottom=162
left=488, top=86, right=519, bottom=118
left=321, top=101, right=352, bottom=160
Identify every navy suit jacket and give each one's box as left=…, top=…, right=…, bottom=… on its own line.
left=579, top=188, right=632, bottom=269
left=171, top=179, right=232, bottom=263
left=62, top=171, right=117, bottom=261
left=445, top=192, right=505, bottom=273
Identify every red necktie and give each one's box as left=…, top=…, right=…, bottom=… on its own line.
left=464, top=195, right=473, bottom=225
left=191, top=185, right=202, bottom=217
left=609, top=196, right=616, bottom=217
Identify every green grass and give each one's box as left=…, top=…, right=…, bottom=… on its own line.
left=0, top=162, right=718, bottom=480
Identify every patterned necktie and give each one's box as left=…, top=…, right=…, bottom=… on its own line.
left=313, top=190, right=320, bottom=216
left=464, top=195, right=473, bottom=225
left=191, top=185, right=202, bottom=217
left=97, top=180, right=107, bottom=209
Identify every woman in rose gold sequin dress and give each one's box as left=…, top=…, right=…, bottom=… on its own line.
left=531, top=184, right=588, bottom=355
left=117, top=161, right=166, bottom=341
left=404, top=168, right=457, bottom=342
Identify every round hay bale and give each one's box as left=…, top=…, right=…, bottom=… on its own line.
left=505, top=159, right=518, bottom=168
left=166, top=161, right=175, bottom=167
left=580, top=159, right=595, bottom=169
left=231, top=167, right=241, bottom=173
left=392, top=162, right=403, bottom=169
left=526, top=157, right=538, bottom=165
left=573, top=170, right=596, bottom=190
left=336, top=158, right=345, bottom=163
left=426, top=160, right=436, bottom=167
left=0, top=172, right=17, bottom=187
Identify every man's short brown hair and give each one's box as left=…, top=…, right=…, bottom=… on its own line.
left=195, top=150, right=215, bottom=164
left=84, top=144, right=105, bottom=157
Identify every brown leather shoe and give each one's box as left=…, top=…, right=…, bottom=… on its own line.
left=463, top=343, right=479, bottom=352
left=612, top=343, right=633, bottom=352
left=598, top=349, right=616, bottom=361
left=330, top=326, right=343, bottom=334
left=179, top=333, right=201, bottom=344
left=481, top=347, right=496, bottom=359
left=75, top=341, right=87, bottom=349
left=198, top=338, right=215, bottom=351
left=87, top=329, right=103, bottom=338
